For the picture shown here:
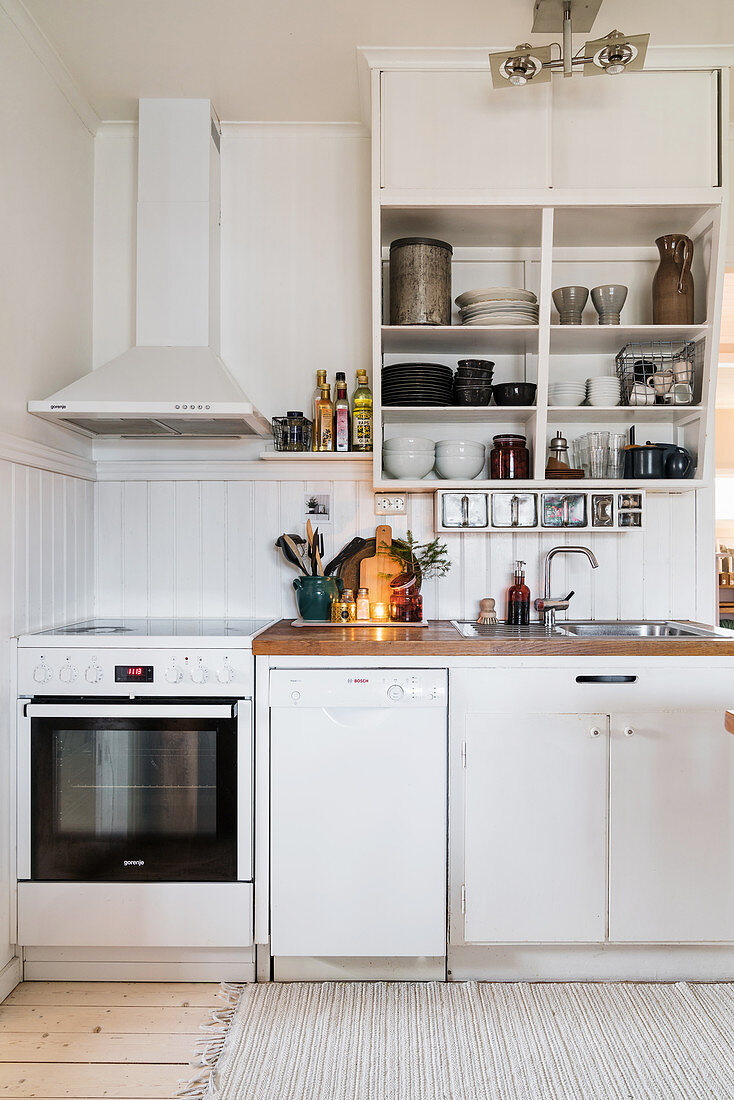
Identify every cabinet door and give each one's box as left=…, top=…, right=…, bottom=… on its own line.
left=610, top=708, right=734, bottom=942
left=463, top=712, right=607, bottom=943
left=381, top=70, right=550, bottom=190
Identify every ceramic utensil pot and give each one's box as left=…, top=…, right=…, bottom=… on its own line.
left=389, top=237, right=453, bottom=325
left=293, top=575, right=343, bottom=620
left=552, top=286, right=589, bottom=325
left=591, top=284, right=628, bottom=325
left=652, top=234, right=694, bottom=324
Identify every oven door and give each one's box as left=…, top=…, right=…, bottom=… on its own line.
left=18, top=701, right=252, bottom=883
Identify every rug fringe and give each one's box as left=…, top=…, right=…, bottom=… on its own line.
left=176, top=981, right=244, bottom=1100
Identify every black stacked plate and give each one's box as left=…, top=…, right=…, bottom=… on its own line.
left=382, top=362, right=454, bottom=406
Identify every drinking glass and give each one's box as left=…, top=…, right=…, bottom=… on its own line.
left=589, top=446, right=609, bottom=479
left=606, top=432, right=626, bottom=478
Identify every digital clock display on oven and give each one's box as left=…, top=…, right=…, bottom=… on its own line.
left=114, top=665, right=154, bottom=682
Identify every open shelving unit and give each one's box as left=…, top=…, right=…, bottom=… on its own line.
left=371, top=195, right=724, bottom=494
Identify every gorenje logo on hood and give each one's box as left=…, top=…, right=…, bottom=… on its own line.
left=123, top=860, right=145, bottom=867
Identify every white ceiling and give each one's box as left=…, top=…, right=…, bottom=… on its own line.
left=23, top=0, right=734, bottom=122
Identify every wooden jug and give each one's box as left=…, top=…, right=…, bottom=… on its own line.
left=652, top=234, right=694, bottom=324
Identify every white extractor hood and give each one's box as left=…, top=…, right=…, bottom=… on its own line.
left=29, top=99, right=270, bottom=439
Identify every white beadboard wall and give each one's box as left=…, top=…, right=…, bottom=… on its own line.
left=95, top=478, right=709, bottom=624
left=0, top=461, right=95, bottom=979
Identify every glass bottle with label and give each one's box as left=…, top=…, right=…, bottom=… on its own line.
left=507, top=560, right=530, bottom=626
left=352, top=370, right=373, bottom=452
left=311, top=370, right=327, bottom=450
left=334, top=372, right=350, bottom=452
left=315, top=384, right=334, bottom=452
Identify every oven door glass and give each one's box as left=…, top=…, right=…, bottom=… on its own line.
left=31, top=712, right=237, bottom=881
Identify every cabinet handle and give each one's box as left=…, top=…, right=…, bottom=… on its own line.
left=576, top=675, right=637, bottom=684
left=589, top=726, right=601, bottom=738
left=624, top=726, right=635, bottom=737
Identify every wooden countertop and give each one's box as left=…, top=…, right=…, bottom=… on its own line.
left=253, top=619, right=734, bottom=657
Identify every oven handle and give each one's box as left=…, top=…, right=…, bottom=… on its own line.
left=24, top=703, right=236, bottom=719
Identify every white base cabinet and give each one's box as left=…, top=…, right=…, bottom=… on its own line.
left=463, top=711, right=607, bottom=943
left=453, top=665, right=734, bottom=946
left=610, top=707, right=734, bottom=942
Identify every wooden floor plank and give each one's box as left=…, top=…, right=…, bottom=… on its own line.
left=0, top=1033, right=196, bottom=1064
left=5, top=984, right=221, bottom=1009
left=0, top=1006, right=211, bottom=1035
left=0, top=1063, right=182, bottom=1098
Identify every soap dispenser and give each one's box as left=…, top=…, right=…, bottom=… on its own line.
left=507, top=560, right=531, bottom=626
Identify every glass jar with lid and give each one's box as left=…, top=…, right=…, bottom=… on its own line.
left=490, top=434, right=530, bottom=480
left=389, top=573, right=423, bottom=623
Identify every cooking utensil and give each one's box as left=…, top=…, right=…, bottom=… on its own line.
left=359, top=525, right=402, bottom=606
left=283, top=534, right=310, bottom=574
left=275, top=535, right=309, bottom=574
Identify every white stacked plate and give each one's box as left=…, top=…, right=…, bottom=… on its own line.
left=456, top=287, right=539, bottom=327
left=548, top=382, right=587, bottom=407
left=586, top=376, right=621, bottom=407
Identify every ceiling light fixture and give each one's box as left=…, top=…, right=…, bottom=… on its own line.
left=489, top=0, right=649, bottom=89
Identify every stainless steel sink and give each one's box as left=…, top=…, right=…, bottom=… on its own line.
left=451, top=619, right=729, bottom=640
left=556, top=620, right=724, bottom=638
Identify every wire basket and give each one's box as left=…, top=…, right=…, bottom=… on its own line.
left=615, top=341, right=702, bottom=407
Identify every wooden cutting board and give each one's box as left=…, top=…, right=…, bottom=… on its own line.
left=359, top=524, right=403, bottom=606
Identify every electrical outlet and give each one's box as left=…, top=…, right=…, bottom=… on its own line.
left=375, top=493, right=407, bottom=515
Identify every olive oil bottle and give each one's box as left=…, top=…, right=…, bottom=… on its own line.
left=315, top=384, right=334, bottom=452
left=352, top=370, right=373, bottom=452
left=334, top=372, right=350, bottom=452
left=311, top=369, right=327, bottom=450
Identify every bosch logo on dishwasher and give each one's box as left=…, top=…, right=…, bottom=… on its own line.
left=349, top=678, right=370, bottom=683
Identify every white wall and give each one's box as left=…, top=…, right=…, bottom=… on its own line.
left=95, top=478, right=709, bottom=625
left=0, top=462, right=94, bottom=987
left=0, top=8, right=97, bottom=992
left=0, top=7, right=94, bottom=456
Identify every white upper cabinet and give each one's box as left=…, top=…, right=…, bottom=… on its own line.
left=380, top=70, right=550, bottom=190
left=551, top=71, right=718, bottom=190
left=380, top=68, right=719, bottom=191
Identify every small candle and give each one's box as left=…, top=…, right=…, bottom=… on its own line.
left=371, top=601, right=388, bottom=622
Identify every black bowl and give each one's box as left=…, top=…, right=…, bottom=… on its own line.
left=457, top=359, right=495, bottom=371
left=453, top=388, right=492, bottom=407
left=492, top=382, right=537, bottom=406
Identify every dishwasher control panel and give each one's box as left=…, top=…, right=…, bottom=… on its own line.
left=270, top=669, right=447, bottom=707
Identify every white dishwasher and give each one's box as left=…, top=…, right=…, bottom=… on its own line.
left=270, top=669, right=447, bottom=960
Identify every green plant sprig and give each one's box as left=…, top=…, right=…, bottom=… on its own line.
left=379, top=530, right=453, bottom=582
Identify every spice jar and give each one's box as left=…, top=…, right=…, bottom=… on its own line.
left=490, top=434, right=530, bottom=480
left=330, top=589, right=357, bottom=623
left=355, top=588, right=371, bottom=621
left=389, top=573, right=423, bottom=624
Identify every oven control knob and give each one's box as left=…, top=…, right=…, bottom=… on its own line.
left=387, top=684, right=404, bottom=702
left=191, top=664, right=209, bottom=684
left=165, top=665, right=183, bottom=684
left=85, top=664, right=103, bottom=684
left=33, top=663, right=52, bottom=684
left=59, top=663, right=77, bottom=683
left=216, top=665, right=234, bottom=684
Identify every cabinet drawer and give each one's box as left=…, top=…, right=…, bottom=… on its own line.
left=18, top=882, right=253, bottom=948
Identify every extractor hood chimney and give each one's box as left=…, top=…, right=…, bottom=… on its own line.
left=29, top=99, right=270, bottom=438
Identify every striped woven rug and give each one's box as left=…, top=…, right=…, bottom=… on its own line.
left=181, top=981, right=734, bottom=1100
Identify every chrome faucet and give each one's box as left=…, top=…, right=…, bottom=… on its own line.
left=535, top=545, right=599, bottom=630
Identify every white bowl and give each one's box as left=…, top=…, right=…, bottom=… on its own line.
left=435, top=438, right=485, bottom=451
left=435, top=445, right=487, bottom=461
left=549, top=394, right=586, bottom=407
left=382, top=451, right=435, bottom=479
left=434, top=452, right=486, bottom=480
left=383, top=437, right=435, bottom=452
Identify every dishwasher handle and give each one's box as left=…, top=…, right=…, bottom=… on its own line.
left=575, top=675, right=637, bottom=684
